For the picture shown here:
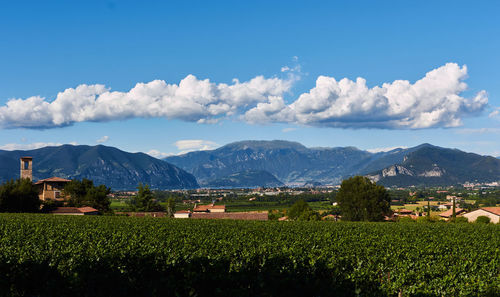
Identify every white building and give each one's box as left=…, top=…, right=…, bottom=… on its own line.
left=463, top=207, right=500, bottom=223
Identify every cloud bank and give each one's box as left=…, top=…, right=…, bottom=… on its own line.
left=0, top=142, right=77, bottom=151
left=244, top=63, right=488, bottom=129
left=0, top=63, right=488, bottom=130
left=174, top=139, right=218, bottom=154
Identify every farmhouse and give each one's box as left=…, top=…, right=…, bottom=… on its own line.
left=463, top=207, right=500, bottom=223
left=438, top=208, right=465, bottom=220
left=193, top=203, right=226, bottom=213
left=174, top=210, right=191, bottom=218
left=49, top=206, right=99, bottom=215
left=35, top=177, right=72, bottom=201
left=20, top=157, right=72, bottom=202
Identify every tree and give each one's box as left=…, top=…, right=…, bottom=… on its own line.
left=452, top=196, right=456, bottom=220
left=288, top=199, right=320, bottom=221
left=165, top=197, right=176, bottom=217
left=64, top=179, right=111, bottom=213
left=0, top=178, right=40, bottom=213
left=128, top=184, right=164, bottom=212
left=336, top=176, right=390, bottom=221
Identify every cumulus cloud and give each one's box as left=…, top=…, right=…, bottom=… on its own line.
left=244, top=63, right=488, bottom=129
left=146, top=149, right=172, bottom=159
left=174, top=139, right=218, bottom=154
left=455, top=128, right=500, bottom=134
left=282, top=127, right=297, bottom=133
left=489, top=108, right=500, bottom=118
left=0, top=142, right=77, bottom=151
left=96, top=135, right=109, bottom=143
left=366, top=146, right=408, bottom=153
left=0, top=75, right=292, bottom=129
left=0, top=63, right=488, bottom=130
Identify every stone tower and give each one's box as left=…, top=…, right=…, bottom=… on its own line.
left=20, top=157, right=32, bottom=181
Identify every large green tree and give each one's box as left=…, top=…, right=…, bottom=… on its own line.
left=336, top=176, right=390, bottom=221
left=128, top=184, right=164, bottom=212
left=0, top=178, right=40, bottom=212
left=287, top=199, right=320, bottom=221
left=64, top=179, right=111, bottom=213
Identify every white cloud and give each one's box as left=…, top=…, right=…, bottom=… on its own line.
left=0, top=63, right=488, bottom=130
left=454, top=128, right=500, bottom=134
left=366, top=146, right=408, bottom=153
left=174, top=139, right=218, bottom=154
left=146, top=149, right=172, bottom=159
left=0, top=74, right=292, bottom=129
left=489, top=108, right=500, bottom=118
left=282, top=127, right=297, bottom=133
left=244, top=63, right=488, bottom=129
left=0, top=142, right=76, bottom=151
left=96, top=135, right=109, bottom=143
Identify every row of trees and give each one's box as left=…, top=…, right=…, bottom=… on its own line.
left=0, top=178, right=112, bottom=214
left=0, top=179, right=40, bottom=213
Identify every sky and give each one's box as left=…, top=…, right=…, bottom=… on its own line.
left=1, top=0, right=500, bottom=157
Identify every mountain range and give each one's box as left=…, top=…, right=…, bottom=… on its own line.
left=1, top=141, right=499, bottom=189
left=0, top=145, right=198, bottom=190
left=165, top=140, right=500, bottom=187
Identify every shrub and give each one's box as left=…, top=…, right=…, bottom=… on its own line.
left=476, top=216, right=491, bottom=224
left=449, top=216, right=469, bottom=223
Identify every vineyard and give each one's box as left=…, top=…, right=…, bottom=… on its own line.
left=0, top=214, right=498, bottom=297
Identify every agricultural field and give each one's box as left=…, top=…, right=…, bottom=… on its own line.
left=0, top=214, right=498, bottom=297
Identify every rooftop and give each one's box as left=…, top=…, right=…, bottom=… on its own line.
left=34, top=177, right=72, bottom=184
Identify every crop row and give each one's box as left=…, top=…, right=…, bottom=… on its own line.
left=0, top=214, right=498, bottom=297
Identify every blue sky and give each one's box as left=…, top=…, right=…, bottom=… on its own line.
left=1, top=0, right=499, bottom=156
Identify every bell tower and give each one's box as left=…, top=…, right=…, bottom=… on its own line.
left=20, top=157, right=32, bottom=181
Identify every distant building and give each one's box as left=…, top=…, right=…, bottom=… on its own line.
left=174, top=210, right=191, bottom=218
left=193, top=204, right=226, bottom=213
left=34, top=177, right=72, bottom=201
left=19, top=157, right=72, bottom=202
left=438, top=208, right=465, bottom=220
left=463, top=207, right=500, bottom=223
left=49, top=207, right=99, bottom=215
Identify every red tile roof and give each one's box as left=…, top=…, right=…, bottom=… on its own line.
left=193, top=204, right=225, bottom=212
left=482, top=207, right=500, bottom=216
left=77, top=207, right=99, bottom=213
left=49, top=206, right=98, bottom=214
left=438, top=208, right=464, bottom=218
left=34, top=177, right=72, bottom=185
left=175, top=210, right=191, bottom=214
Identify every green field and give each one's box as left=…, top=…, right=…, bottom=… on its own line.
left=0, top=214, right=498, bottom=296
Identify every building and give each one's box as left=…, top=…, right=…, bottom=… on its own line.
left=49, top=206, right=99, bottom=215
left=438, top=203, right=455, bottom=211
left=19, top=157, right=72, bottom=202
left=463, top=207, right=500, bottom=223
left=174, top=210, right=191, bottom=218
left=438, top=208, right=465, bottom=220
left=20, top=157, right=33, bottom=180
left=193, top=204, right=226, bottom=213
left=34, top=177, right=72, bottom=201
